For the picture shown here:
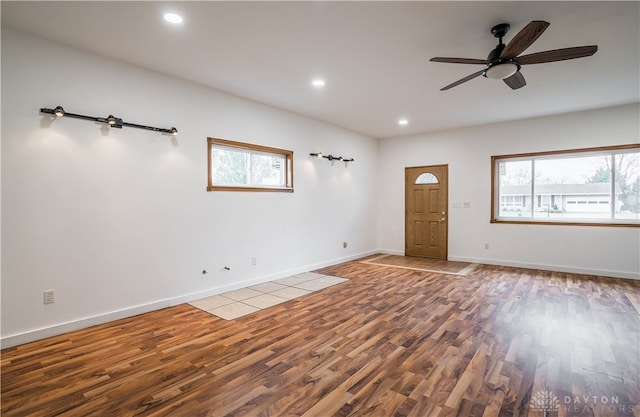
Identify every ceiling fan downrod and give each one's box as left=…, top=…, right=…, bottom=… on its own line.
left=484, top=23, right=520, bottom=79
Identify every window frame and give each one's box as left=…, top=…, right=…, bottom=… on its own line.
left=491, top=144, right=640, bottom=227
left=207, top=137, right=294, bottom=192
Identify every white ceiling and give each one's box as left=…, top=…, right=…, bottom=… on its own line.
left=2, top=1, right=638, bottom=139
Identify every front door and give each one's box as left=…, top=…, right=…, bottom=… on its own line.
left=405, top=165, right=448, bottom=259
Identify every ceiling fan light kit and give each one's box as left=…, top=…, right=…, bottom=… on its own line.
left=484, top=62, right=519, bottom=80
left=430, top=20, right=598, bottom=91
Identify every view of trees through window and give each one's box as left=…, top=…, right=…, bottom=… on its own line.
left=211, top=147, right=286, bottom=187
left=493, top=145, right=639, bottom=225
left=212, top=146, right=249, bottom=185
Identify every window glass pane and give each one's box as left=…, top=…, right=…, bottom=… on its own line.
left=212, top=146, right=249, bottom=186
left=615, top=151, right=640, bottom=220
left=207, top=138, right=293, bottom=192
left=492, top=145, right=639, bottom=226
left=415, top=173, right=439, bottom=184
left=498, top=160, right=532, bottom=218
left=250, top=151, right=286, bottom=187
left=533, top=155, right=610, bottom=220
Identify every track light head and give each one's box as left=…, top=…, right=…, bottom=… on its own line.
left=54, top=106, right=65, bottom=117
left=170, top=127, right=178, bottom=136
left=106, top=115, right=123, bottom=128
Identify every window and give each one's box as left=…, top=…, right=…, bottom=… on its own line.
left=415, top=173, right=439, bottom=184
left=491, top=144, right=639, bottom=226
left=207, top=138, right=293, bottom=192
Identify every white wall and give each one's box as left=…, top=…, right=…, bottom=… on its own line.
left=378, top=103, right=640, bottom=279
left=1, top=28, right=379, bottom=347
left=3, top=27, right=638, bottom=349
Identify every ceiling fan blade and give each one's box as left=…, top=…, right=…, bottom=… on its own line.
left=516, top=45, right=598, bottom=65
left=503, top=71, right=526, bottom=90
left=500, top=20, right=550, bottom=59
left=430, top=57, right=488, bottom=65
left=440, top=69, right=485, bottom=91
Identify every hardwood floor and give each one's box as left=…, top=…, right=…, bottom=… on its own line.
left=2, top=258, right=639, bottom=416
left=359, top=254, right=476, bottom=275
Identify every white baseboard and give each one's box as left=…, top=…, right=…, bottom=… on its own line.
left=1, top=300, right=173, bottom=349
left=447, top=255, right=640, bottom=280
left=172, top=249, right=379, bottom=306
left=360, top=249, right=639, bottom=280
left=1, top=249, right=379, bottom=349
left=5, top=249, right=635, bottom=348
left=377, top=248, right=404, bottom=256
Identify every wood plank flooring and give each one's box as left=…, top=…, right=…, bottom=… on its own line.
left=2, top=259, right=639, bottom=416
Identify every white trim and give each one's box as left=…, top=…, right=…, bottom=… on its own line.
left=4, top=249, right=635, bottom=349
left=0, top=250, right=378, bottom=349
left=447, top=255, right=640, bottom=280
left=0, top=300, right=172, bottom=349
left=172, top=250, right=378, bottom=306
left=377, top=248, right=405, bottom=256
left=360, top=254, right=478, bottom=276
left=377, top=249, right=638, bottom=280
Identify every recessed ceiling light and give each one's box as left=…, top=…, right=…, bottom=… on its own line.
left=163, top=12, right=183, bottom=24
left=398, top=119, right=409, bottom=126
left=311, top=79, right=326, bottom=88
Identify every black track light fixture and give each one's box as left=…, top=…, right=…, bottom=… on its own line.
left=40, top=105, right=178, bottom=136
left=310, top=152, right=355, bottom=165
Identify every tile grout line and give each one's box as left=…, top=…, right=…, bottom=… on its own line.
left=189, top=273, right=349, bottom=320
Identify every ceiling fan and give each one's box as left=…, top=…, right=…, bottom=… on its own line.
left=430, top=21, right=598, bottom=91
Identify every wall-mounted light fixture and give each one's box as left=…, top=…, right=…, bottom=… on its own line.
left=40, top=106, right=178, bottom=135
left=310, top=152, right=355, bottom=166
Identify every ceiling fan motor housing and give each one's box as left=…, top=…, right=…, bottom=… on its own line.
left=487, top=43, right=505, bottom=61
left=484, top=43, right=520, bottom=79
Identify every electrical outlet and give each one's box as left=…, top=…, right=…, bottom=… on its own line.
left=343, top=241, right=348, bottom=248
left=43, top=290, right=55, bottom=305
left=484, top=243, right=490, bottom=250
left=251, top=257, right=257, bottom=265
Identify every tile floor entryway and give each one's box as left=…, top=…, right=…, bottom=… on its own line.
left=360, top=254, right=478, bottom=276
left=189, top=272, right=348, bottom=320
